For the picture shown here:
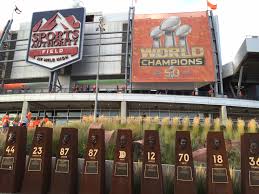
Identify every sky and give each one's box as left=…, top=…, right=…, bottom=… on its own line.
left=0, top=0, right=259, bottom=65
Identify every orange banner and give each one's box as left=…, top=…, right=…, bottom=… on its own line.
left=132, top=11, right=215, bottom=83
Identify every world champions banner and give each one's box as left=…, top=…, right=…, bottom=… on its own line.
left=132, top=11, right=215, bottom=83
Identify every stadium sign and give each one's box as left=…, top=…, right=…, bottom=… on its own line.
left=26, top=7, right=85, bottom=71
left=140, top=47, right=205, bottom=66
left=132, top=12, right=215, bottom=83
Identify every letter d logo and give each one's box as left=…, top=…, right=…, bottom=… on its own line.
left=119, top=151, right=126, bottom=159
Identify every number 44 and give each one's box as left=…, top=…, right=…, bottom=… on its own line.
left=6, top=146, right=15, bottom=154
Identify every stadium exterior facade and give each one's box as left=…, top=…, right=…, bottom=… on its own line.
left=1, top=6, right=259, bottom=125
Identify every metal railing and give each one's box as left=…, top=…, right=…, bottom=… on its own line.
left=0, top=86, right=128, bottom=94
left=0, top=86, right=255, bottom=101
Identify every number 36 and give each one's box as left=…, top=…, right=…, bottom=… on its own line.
left=249, top=157, right=259, bottom=166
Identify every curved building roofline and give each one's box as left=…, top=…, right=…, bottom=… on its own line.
left=223, top=37, right=259, bottom=79
left=1, top=93, right=259, bottom=109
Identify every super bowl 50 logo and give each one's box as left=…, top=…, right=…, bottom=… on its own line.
left=140, top=16, right=205, bottom=67
left=26, top=8, right=85, bottom=71
left=165, top=66, right=180, bottom=79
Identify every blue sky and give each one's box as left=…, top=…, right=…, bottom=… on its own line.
left=1, top=0, right=259, bottom=64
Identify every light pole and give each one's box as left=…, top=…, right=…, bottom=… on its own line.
left=141, top=113, right=146, bottom=138
left=93, top=16, right=105, bottom=122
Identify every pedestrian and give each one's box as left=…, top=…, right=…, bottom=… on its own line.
left=122, top=85, right=126, bottom=93
left=45, top=119, right=53, bottom=128
left=2, top=112, right=10, bottom=133
left=40, top=115, right=49, bottom=127
left=79, top=85, right=83, bottom=93
left=82, top=114, right=87, bottom=123
left=27, top=117, right=35, bottom=130
left=20, top=111, right=31, bottom=127
left=26, top=111, right=32, bottom=121
left=208, top=88, right=214, bottom=97
left=76, top=85, right=79, bottom=93
left=33, top=116, right=41, bottom=128
left=194, top=87, right=199, bottom=96
left=72, top=84, right=76, bottom=93
left=12, top=113, right=20, bottom=127
left=93, top=84, right=96, bottom=93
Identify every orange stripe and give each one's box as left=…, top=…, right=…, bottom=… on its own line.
left=3, top=83, right=24, bottom=89
left=207, top=1, right=217, bottom=10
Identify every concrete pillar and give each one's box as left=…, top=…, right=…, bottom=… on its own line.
left=121, top=101, right=127, bottom=124
left=220, top=105, right=228, bottom=126
left=21, top=101, right=29, bottom=122
left=59, top=75, right=71, bottom=92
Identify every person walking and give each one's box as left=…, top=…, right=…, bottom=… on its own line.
left=33, top=116, right=41, bottom=128
left=27, top=117, right=35, bottom=130
left=40, top=115, right=53, bottom=128
left=2, top=112, right=10, bottom=133
left=12, top=113, right=20, bottom=127
left=40, top=115, right=49, bottom=127
left=92, top=84, right=96, bottom=93
left=20, top=111, right=32, bottom=127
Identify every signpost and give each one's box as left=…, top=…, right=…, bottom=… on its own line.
left=79, top=126, right=105, bottom=194
left=109, top=129, right=133, bottom=194
left=0, top=126, right=27, bottom=193
left=21, top=127, right=53, bottom=194
left=207, top=131, right=233, bottom=194
left=241, top=133, right=259, bottom=194
left=49, top=128, right=78, bottom=194
left=174, top=131, right=196, bottom=194
left=140, top=130, right=164, bottom=194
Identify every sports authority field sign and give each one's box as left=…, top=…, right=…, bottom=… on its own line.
left=26, top=7, right=85, bottom=71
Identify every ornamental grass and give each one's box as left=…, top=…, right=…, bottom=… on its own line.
left=213, top=118, right=221, bottom=131
left=225, top=118, right=234, bottom=140
left=182, top=116, right=190, bottom=131
left=0, top=116, right=256, bottom=194
left=235, top=118, right=245, bottom=139
left=172, top=117, right=180, bottom=130
left=247, top=119, right=257, bottom=133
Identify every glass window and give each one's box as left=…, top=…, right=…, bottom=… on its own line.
left=129, top=111, right=139, bottom=117
left=150, top=111, right=159, bottom=117
left=56, top=111, right=68, bottom=117
left=110, top=110, right=120, bottom=116
left=55, top=119, right=68, bottom=125
left=68, top=119, right=81, bottom=124
left=69, top=111, right=81, bottom=117
left=82, top=110, right=93, bottom=116
left=31, top=112, right=39, bottom=117
left=38, top=111, right=52, bottom=117
left=160, top=111, right=169, bottom=118
left=140, top=110, right=149, bottom=117
left=100, top=110, right=110, bottom=116
left=39, top=111, right=46, bottom=117
left=170, top=112, right=180, bottom=117
left=45, top=112, right=52, bottom=117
